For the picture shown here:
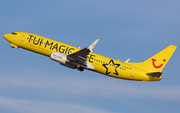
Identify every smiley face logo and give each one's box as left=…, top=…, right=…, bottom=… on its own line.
left=152, top=58, right=166, bottom=68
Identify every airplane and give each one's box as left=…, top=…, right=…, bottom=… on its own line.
left=3, top=32, right=177, bottom=82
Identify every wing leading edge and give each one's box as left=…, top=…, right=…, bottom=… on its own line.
left=67, top=39, right=99, bottom=71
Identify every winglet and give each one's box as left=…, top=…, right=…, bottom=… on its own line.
left=87, top=39, right=99, bottom=52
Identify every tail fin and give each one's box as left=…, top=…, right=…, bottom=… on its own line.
left=128, top=45, right=177, bottom=72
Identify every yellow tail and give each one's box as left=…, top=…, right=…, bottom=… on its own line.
left=128, top=45, right=177, bottom=72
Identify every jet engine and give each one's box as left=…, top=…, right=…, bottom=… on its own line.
left=50, top=52, right=76, bottom=69
left=50, top=52, right=69, bottom=64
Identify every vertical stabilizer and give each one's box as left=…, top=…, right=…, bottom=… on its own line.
left=128, top=45, right=177, bottom=72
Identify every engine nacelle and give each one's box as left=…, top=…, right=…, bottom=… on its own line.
left=50, top=52, right=69, bottom=64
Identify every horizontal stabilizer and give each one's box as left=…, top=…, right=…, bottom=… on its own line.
left=146, top=72, right=162, bottom=78
left=124, top=59, right=130, bottom=63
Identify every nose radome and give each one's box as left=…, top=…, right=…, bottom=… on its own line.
left=3, top=34, right=9, bottom=39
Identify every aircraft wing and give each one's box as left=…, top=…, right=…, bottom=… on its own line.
left=67, top=48, right=90, bottom=66
left=67, top=39, right=99, bottom=66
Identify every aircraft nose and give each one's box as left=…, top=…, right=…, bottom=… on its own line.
left=3, top=33, right=12, bottom=43
left=3, top=34, right=9, bottom=40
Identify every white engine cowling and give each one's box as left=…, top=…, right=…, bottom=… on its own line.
left=50, top=52, right=68, bottom=64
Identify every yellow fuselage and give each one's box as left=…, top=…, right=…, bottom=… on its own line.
left=4, top=32, right=161, bottom=81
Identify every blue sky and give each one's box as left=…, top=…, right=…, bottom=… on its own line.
left=0, top=0, right=180, bottom=113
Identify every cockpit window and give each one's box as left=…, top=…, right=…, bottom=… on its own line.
left=12, top=32, right=17, bottom=35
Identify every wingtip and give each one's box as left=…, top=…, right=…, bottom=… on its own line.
left=87, top=39, right=100, bottom=52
